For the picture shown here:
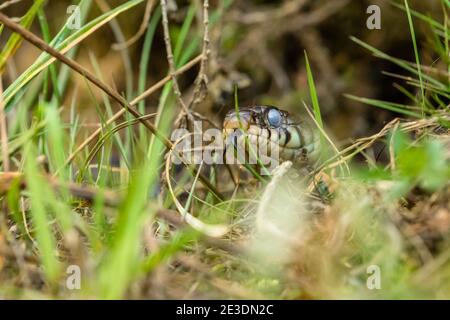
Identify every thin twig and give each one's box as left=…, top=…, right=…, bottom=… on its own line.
left=160, top=0, right=190, bottom=115
left=188, top=0, right=210, bottom=108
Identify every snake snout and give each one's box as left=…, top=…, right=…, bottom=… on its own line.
left=223, top=109, right=252, bottom=131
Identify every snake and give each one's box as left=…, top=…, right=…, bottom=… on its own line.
left=222, top=105, right=318, bottom=167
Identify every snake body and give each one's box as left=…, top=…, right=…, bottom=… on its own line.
left=223, top=105, right=317, bottom=166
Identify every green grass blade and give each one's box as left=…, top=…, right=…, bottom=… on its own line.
left=304, top=51, right=324, bottom=129
left=404, top=0, right=425, bottom=116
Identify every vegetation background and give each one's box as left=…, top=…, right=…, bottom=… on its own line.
left=0, top=0, right=449, bottom=299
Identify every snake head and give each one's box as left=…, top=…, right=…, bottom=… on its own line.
left=223, top=105, right=317, bottom=165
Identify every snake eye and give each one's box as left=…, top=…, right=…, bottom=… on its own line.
left=267, top=108, right=282, bottom=127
